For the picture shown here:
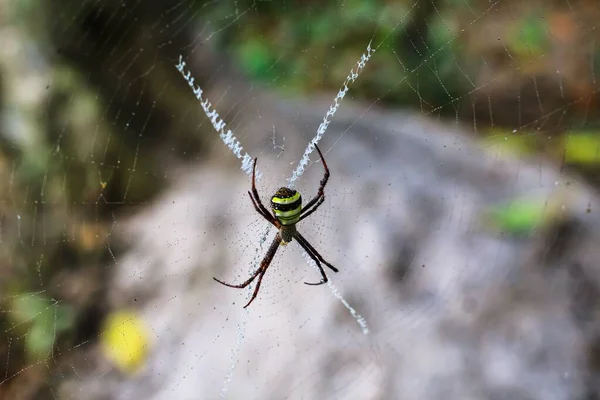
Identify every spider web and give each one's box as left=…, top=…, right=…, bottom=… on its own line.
left=1, top=0, right=600, bottom=399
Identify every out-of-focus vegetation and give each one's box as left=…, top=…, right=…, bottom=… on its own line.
left=100, top=310, right=150, bottom=375
left=482, top=191, right=569, bottom=236
left=208, top=0, right=600, bottom=169
left=10, top=294, right=75, bottom=361
left=1, top=0, right=600, bottom=397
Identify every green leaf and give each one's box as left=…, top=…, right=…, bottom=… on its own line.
left=486, top=198, right=548, bottom=234
left=509, top=13, right=549, bottom=59
left=11, top=295, right=75, bottom=344
left=11, top=294, right=48, bottom=324
left=481, top=129, right=537, bottom=156
left=564, top=132, right=600, bottom=165
left=342, top=0, right=378, bottom=22
left=55, top=304, right=76, bottom=332
left=26, top=319, right=55, bottom=361
left=237, top=39, right=274, bottom=79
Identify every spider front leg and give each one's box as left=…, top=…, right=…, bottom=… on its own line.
left=299, top=144, right=329, bottom=221
left=213, top=234, right=282, bottom=308
left=298, top=195, right=325, bottom=222
left=248, top=191, right=278, bottom=227
left=249, top=157, right=274, bottom=220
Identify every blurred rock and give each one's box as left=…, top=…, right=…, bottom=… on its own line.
left=68, top=92, right=600, bottom=399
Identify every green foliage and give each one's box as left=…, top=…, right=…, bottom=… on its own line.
left=489, top=200, right=545, bottom=233
left=204, top=0, right=467, bottom=112
left=10, top=294, right=75, bottom=361
left=481, top=129, right=539, bottom=156
left=564, top=132, right=600, bottom=165
left=16, top=143, right=51, bottom=187
left=486, top=198, right=549, bottom=234
left=484, top=191, right=567, bottom=236
left=508, top=13, right=550, bottom=59
left=236, top=39, right=276, bottom=79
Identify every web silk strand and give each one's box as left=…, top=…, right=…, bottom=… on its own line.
left=176, top=56, right=268, bottom=398
left=289, top=42, right=374, bottom=336
left=299, top=250, right=370, bottom=335
left=175, top=55, right=260, bottom=181
left=287, top=41, right=375, bottom=188
left=175, top=43, right=373, bottom=396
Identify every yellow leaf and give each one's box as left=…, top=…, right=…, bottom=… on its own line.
left=100, top=311, right=150, bottom=375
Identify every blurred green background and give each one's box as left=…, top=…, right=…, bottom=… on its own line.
left=1, top=0, right=600, bottom=397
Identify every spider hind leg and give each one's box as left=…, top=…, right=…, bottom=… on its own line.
left=293, top=230, right=337, bottom=286
left=213, top=234, right=282, bottom=308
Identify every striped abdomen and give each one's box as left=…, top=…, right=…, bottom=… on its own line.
left=271, top=187, right=302, bottom=226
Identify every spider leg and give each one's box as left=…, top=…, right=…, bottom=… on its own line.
left=250, top=157, right=274, bottom=219
left=294, top=231, right=338, bottom=273
left=296, top=240, right=327, bottom=285
left=213, top=234, right=282, bottom=308
left=213, top=266, right=262, bottom=289
left=298, top=195, right=325, bottom=222
left=248, top=191, right=279, bottom=227
left=293, top=231, right=338, bottom=286
left=242, top=234, right=281, bottom=308
left=243, top=267, right=268, bottom=308
left=300, top=144, right=330, bottom=215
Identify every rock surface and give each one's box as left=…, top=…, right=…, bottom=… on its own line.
left=69, top=94, right=600, bottom=400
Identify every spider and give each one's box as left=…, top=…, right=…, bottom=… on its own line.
left=213, top=144, right=338, bottom=308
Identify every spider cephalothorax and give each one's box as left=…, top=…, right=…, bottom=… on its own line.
left=213, top=144, right=338, bottom=308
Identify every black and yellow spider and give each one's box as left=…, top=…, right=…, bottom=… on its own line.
left=213, top=144, right=338, bottom=308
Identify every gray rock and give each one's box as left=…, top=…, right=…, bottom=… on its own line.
left=70, top=94, right=600, bottom=400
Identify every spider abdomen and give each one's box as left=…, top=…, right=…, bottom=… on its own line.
left=271, top=187, right=302, bottom=226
